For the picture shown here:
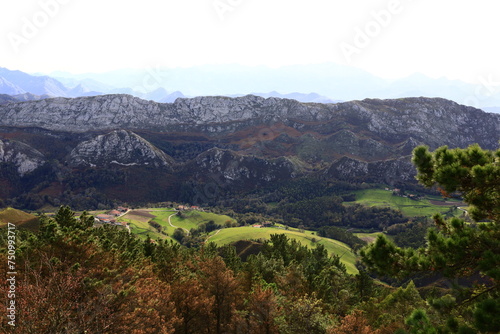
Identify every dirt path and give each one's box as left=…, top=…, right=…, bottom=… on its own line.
left=118, top=210, right=132, bottom=233
left=168, top=212, right=190, bottom=235
left=458, top=207, right=469, bottom=216
left=205, top=229, right=221, bottom=242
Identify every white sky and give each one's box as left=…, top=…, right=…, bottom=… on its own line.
left=0, top=0, right=498, bottom=84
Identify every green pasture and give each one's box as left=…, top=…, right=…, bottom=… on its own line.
left=347, top=189, right=462, bottom=217
left=209, top=226, right=358, bottom=274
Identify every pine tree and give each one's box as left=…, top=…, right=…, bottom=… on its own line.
left=361, top=144, right=500, bottom=332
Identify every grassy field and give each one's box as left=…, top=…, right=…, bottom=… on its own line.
left=0, top=207, right=39, bottom=231
left=3, top=206, right=360, bottom=273
left=347, top=189, right=463, bottom=217
left=171, top=211, right=235, bottom=227
left=354, top=232, right=385, bottom=244
left=149, top=210, right=178, bottom=236
left=121, top=209, right=236, bottom=241
left=120, top=209, right=359, bottom=273
left=120, top=209, right=176, bottom=241
left=209, top=226, right=359, bottom=274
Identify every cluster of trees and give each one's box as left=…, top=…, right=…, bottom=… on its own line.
left=275, top=196, right=407, bottom=230
left=171, top=220, right=224, bottom=248
left=317, top=226, right=367, bottom=250
left=66, top=168, right=127, bottom=190
left=386, top=217, right=433, bottom=249
left=256, top=178, right=360, bottom=204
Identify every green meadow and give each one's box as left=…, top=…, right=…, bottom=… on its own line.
left=209, top=226, right=358, bottom=274
left=347, top=189, right=463, bottom=217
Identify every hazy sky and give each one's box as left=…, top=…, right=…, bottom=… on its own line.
left=1, top=0, right=498, bottom=84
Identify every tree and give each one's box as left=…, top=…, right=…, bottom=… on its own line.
left=404, top=309, right=437, bottom=334
left=199, top=256, right=241, bottom=334
left=329, top=310, right=380, bottom=334
left=117, top=277, right=179, bottom=334
left=277, top=294, right=333, bottom=334
left=361, top=144, right=500, bottom=332
left=232, top=282, right=280, bottom=334
left=173, top=228, right=186, bottom=243
left=412, top=144, right=499, bottom=221
left=204, top=220, right=218, bottom=233
left=171, top=276, right=214, bottom=334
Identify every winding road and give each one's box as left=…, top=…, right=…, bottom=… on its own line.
left=168, top=212, right=190, bottom=235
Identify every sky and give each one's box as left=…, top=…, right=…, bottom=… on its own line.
left=0, top=0, right=499, bottom=84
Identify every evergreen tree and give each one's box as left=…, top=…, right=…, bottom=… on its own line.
left=361, top=144, right=500, bottom=332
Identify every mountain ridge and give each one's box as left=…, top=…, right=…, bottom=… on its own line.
left=0, top=94, right=498, bottom=208
left=0, top=94, right=497, bottom=150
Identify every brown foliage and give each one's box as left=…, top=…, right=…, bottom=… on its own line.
left=171, top=276, right=214, bottom=334
left=329, top=310, right=380, bottom=334
left=117, top=277, right=179, bottom=334
left=199, top=256, right=242, bottom=334
left=1, top=239, right=179, bottom=333
left=232, top=284, right=280, bottom=334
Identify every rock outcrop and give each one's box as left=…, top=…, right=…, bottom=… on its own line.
left=0, top=94, right=499, bottom=204
left=184, top=148, right=299, bottom=185
left=0, top=139, right=45, bottom=176
left=325, top=156, right=416, bottom=184
left=69, top=130, right=174, bottom=169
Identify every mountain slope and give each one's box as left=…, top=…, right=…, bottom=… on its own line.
left=0, top=138, right=46, bottom=176
left=69, top=130, right=175, bottom=169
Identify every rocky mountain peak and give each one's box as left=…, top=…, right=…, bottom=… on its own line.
left=69, top=130, right=174, bottom=168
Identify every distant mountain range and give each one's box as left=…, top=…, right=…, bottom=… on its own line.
left=0, top=67, right=185, bottom=103
left=0, top=92, right=52, bottom=104
left=1, top=65, right=499, bottom=112
left=0, top=68, right=67, bottom=96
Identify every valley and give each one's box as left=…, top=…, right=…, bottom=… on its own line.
left=0, top=94, right=491, bottom=275
left=1, top=183, right=468, bottom=277
left=2, top=1, right=499, bottom=330
left=0, top=92, right=498, bottom=333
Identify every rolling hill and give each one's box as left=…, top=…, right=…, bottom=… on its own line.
left=208, top=225, right=359, bottom=274
left=0, top=207, right=39, bottom=231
